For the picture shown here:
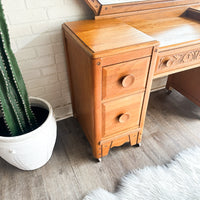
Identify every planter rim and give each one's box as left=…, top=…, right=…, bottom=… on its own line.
left=0, top=96, right=53, bottom=142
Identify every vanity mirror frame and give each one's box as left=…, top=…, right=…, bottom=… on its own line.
left=84, top=0, right=200, bottom=16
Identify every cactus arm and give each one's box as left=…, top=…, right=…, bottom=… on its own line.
left=0, top=80, right=22, bottom=136
left=0, top=44, right=30, bottom=134
left=0, top=2, right=37, bottom=125
left=0, top=58, right=22, bottom=135
left=6, top=45, right=37, bottom=128
left=0, top=32, right=36, bottom=131
left=0, top=1, right=37, bottom=136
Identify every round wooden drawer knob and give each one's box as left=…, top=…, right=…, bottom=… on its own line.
left=118, top=113, right=130, bottom=123
left=121, top=74, right=135, bottom=88
left=162, top=57, right=171, bottom=67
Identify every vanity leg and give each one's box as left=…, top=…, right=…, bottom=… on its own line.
left=166, top=87, right=173, bottom=95
left=92, top=144, right=102, bottom=160
left=129, top=132, right=138, bottom=146
left=166, top=76, right=173, bottom=94
left=101, top=142, right=111, bottom=157
left=135, top=132, right=142, bottom=147
left=136, top=143, right=142, bottom=147
left=93, top=142, right=111, bottom=160
left=137, top=131, right=143, bottom=145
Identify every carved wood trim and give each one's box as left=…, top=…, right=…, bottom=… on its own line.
left=158, top=49, right=200, bottom=70
left=100, top=131, right=139, bottom=157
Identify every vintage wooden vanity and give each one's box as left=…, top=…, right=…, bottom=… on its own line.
left=63, top=0, right=200, bottom=160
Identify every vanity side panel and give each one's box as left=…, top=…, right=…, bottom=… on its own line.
left=166, top=67, right=200, bottom=107
left=63, top=30, right=98, bottom=147
left=137, top=46, right=159, bottom=143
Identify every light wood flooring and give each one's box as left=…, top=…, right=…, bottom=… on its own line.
left=1, top=89, right=200, bottom=200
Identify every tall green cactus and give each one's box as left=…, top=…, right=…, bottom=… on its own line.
left=0, top=1, right=37, bottom=136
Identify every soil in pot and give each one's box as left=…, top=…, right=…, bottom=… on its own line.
left=0, top=106, right=49, bottom=137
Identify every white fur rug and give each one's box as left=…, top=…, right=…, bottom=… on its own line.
left=83, top=146, right=200, bottom=200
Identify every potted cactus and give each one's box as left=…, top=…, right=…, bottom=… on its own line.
left=0, top=1, right=57, bottom=170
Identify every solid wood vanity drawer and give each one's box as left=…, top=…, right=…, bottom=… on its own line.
left=102, top=92, right=144, bottom=138
left=155, top=45, right=200, bottom=76
left=102, top=57, right=150, bottom=100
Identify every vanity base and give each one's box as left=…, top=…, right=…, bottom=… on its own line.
left=63, top=0, right=200, bottom=160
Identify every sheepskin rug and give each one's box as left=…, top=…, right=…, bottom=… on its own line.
left=83, top=146, right=200, bottom=200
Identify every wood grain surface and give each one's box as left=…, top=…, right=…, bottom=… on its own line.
left=64, top=18, right=157, bottom=56
left=102, top=92, right=144, bottom=137
left=102, top=57, right=150, bottom=100
left=125, top=16, right=200, bottom=49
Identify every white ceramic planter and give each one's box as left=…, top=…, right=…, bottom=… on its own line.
left=0, top=97, right=57, bottom=170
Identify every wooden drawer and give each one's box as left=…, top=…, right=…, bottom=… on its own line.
left=155, top=45, right=200, bottom=76
left=102, top=57, right=150, bottom=100
left=102, top=92, right=144, bottom=138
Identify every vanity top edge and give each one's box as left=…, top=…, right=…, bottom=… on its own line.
left=63, top=18, right=159, bottom=56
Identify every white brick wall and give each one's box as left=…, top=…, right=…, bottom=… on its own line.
left=2, top=0, right=92, bottom=120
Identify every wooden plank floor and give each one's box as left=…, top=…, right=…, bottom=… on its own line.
left=1, top=89, right=200, bottom=200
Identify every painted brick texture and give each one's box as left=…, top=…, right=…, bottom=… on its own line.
left=2, top=0, right=92, bottom=120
